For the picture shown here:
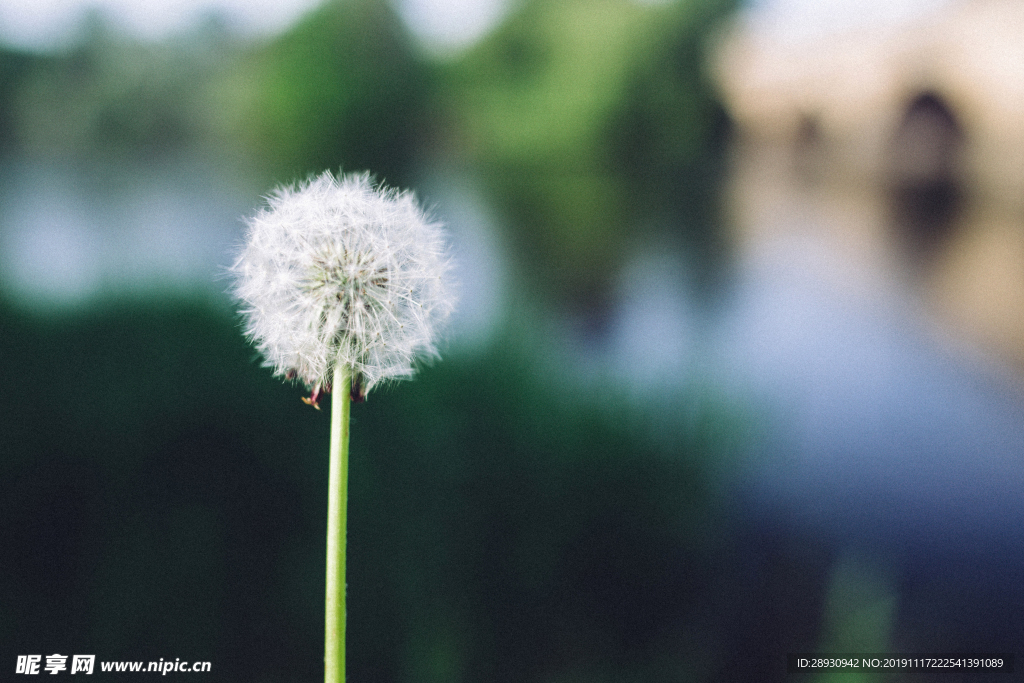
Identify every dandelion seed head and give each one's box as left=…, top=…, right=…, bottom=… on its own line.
left=232, top=171, right=454, bottom=395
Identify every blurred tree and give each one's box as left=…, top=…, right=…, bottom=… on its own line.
left=442, top=0, right=737, bottom=316
left=0, top=47, right=36, bottom=155
left=216, top=0, right=429, bottom=185
left=4, top=0, right=429, bottom=181
left=11, top=11, right=229, bottom=159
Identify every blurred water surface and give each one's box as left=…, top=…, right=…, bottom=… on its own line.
left=0, top=155, right=254, bottom=304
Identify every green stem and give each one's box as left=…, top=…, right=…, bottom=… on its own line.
left=325, top=364, right=350, bottom=683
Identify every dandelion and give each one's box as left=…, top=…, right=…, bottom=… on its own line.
left=231, top=170, right=454, bottom=683
left=233, top=170, right=453, bottom=405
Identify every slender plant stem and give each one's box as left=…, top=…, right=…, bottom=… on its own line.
left=325, top=364, right=350, bottom=683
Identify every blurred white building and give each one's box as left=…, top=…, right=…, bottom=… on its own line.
left=712, top=0, right=1024, bottom=371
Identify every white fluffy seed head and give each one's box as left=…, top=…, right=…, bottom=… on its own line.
left=232, top=171, right=454, bottom=396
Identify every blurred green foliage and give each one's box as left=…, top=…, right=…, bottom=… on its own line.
left=216, top=0, right=428, bottom=185
left=0, top=46, right=33, bottom=153
left=0, top=0, right=735, bottom=308
left=811, top=559, right=896, bottom=683
left=0, top=0, right=427, bottom=183
left=443, top=0, right=737, bottom=305
left=0, top=296, right=758, bottom=681
left=6, top=14, right=230, bottom=159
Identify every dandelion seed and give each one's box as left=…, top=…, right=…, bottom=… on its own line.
left=232, top=170, right=454, bottom=399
